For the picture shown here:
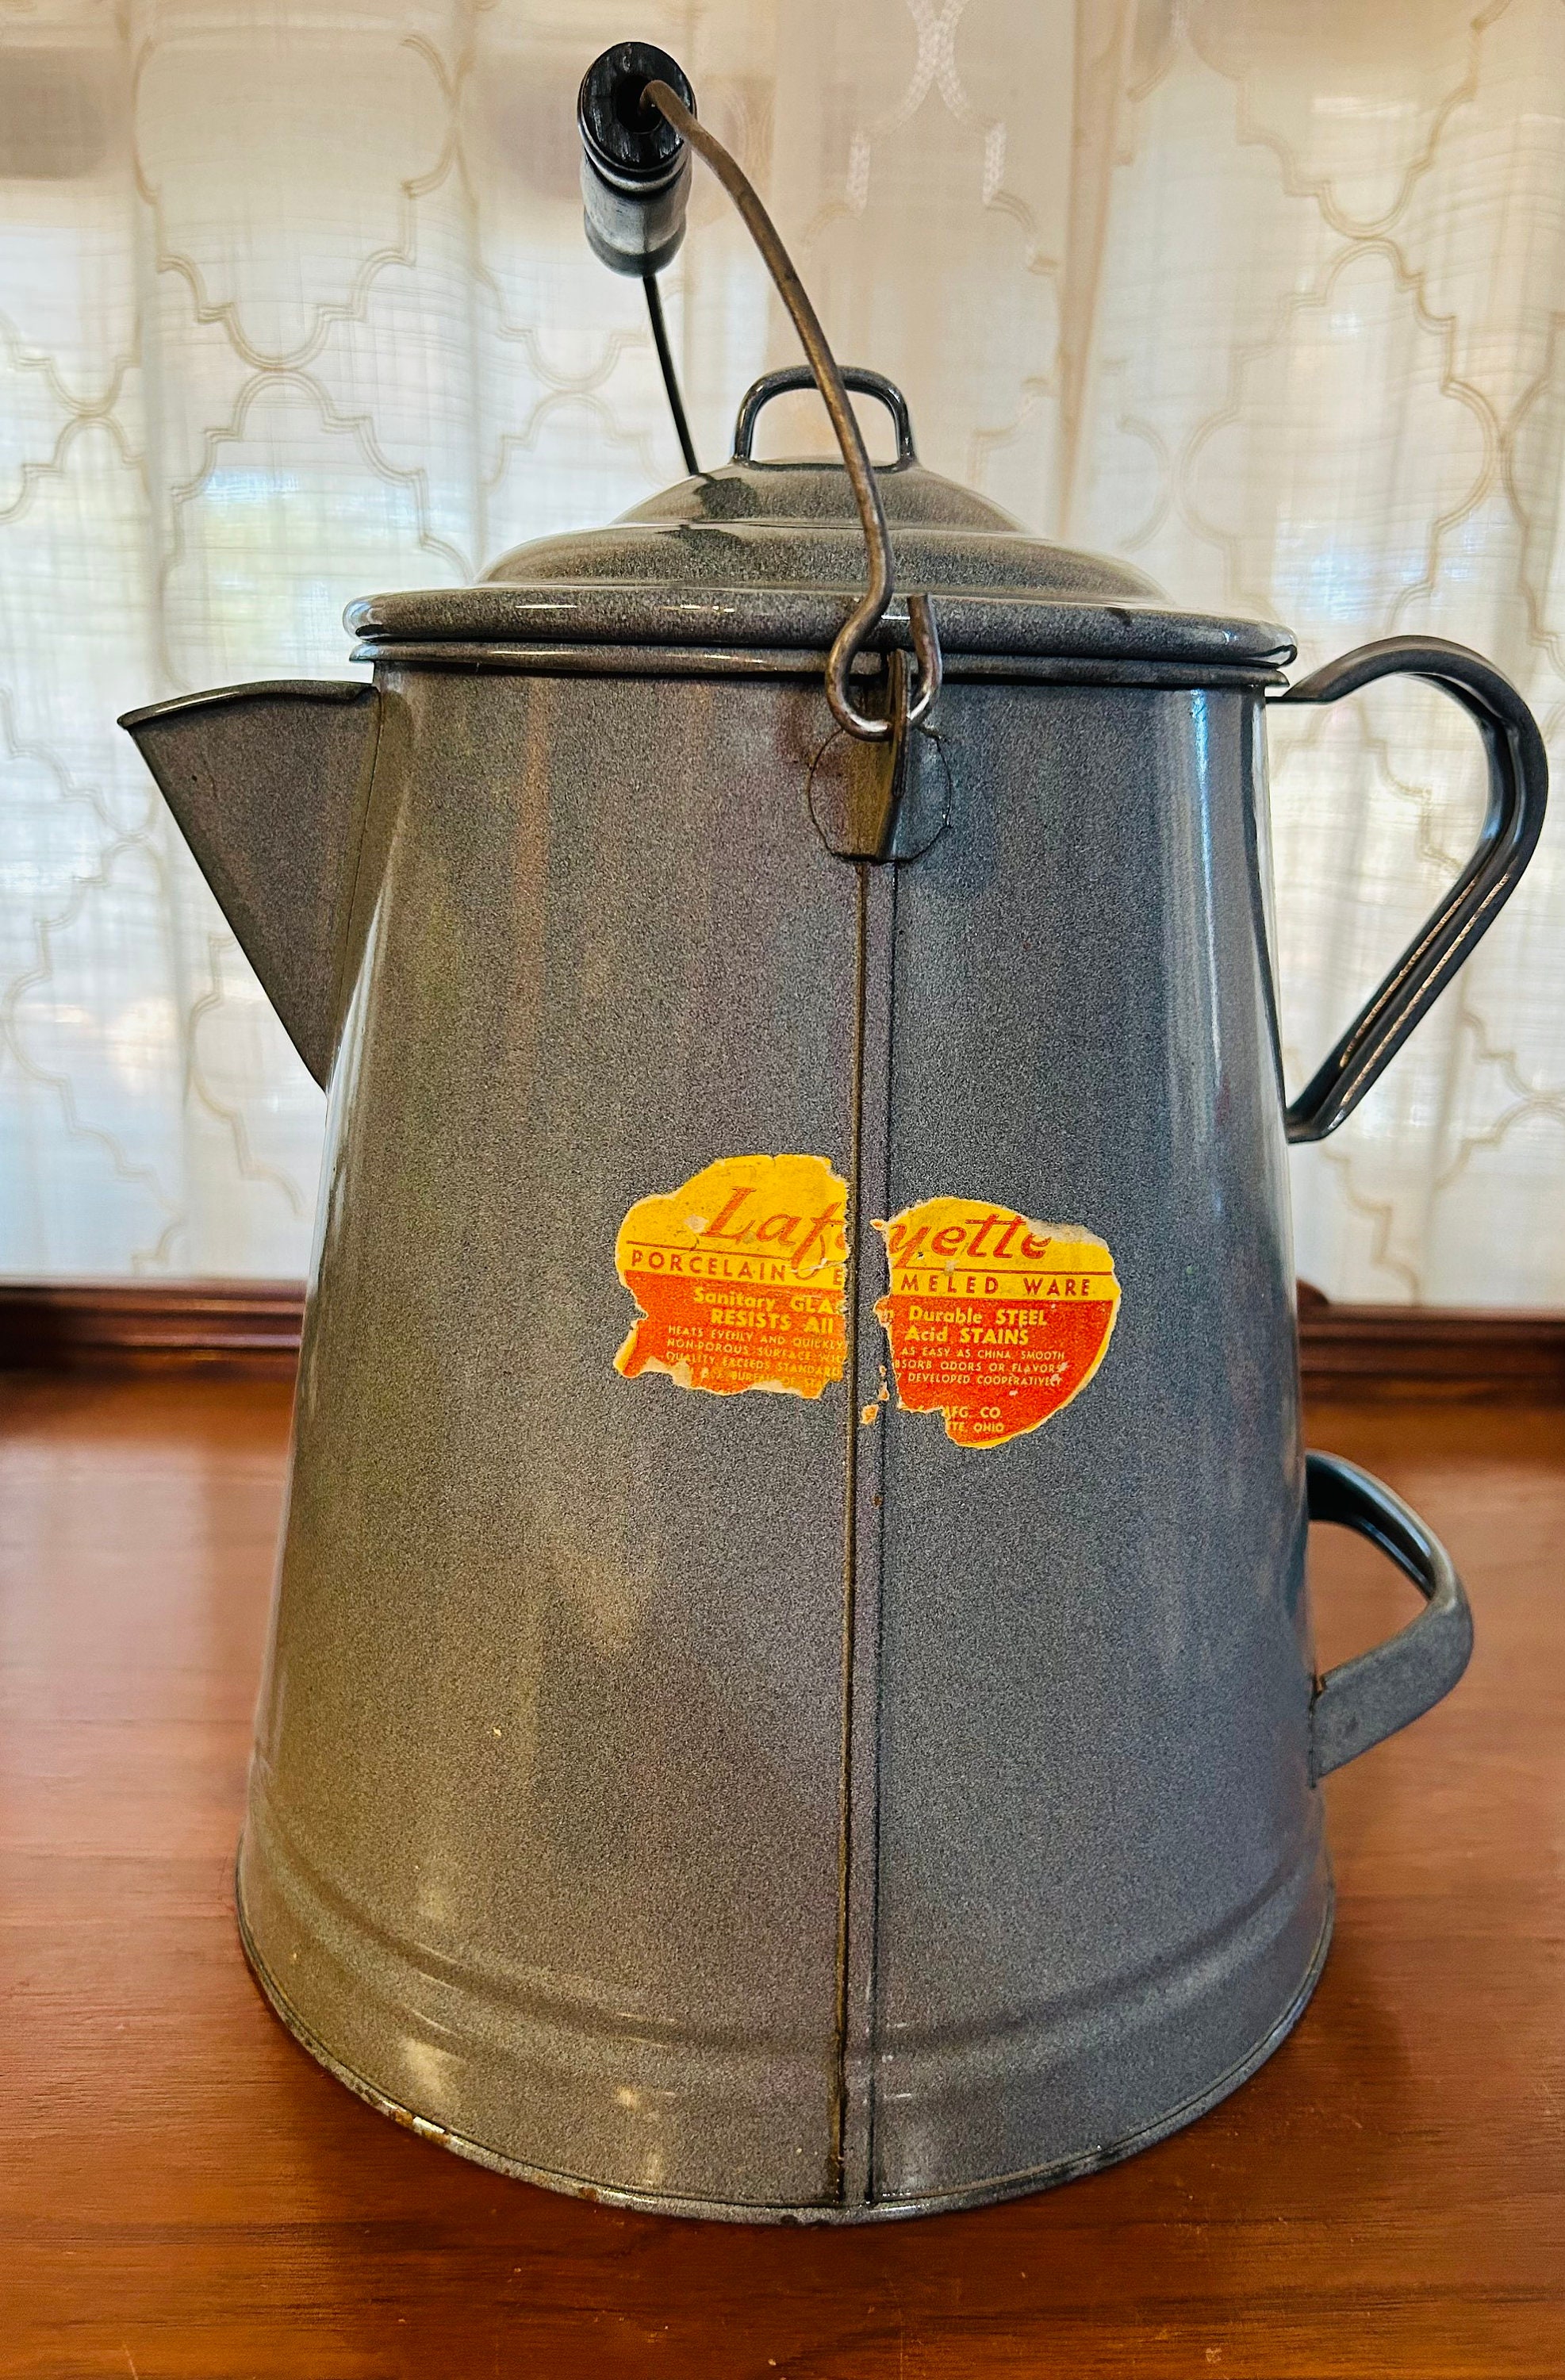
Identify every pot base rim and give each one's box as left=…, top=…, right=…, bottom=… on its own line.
left=236, top=1871, right=1333, bottom=2227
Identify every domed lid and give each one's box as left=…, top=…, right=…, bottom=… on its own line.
left=347, top=370, right=1291, bottom=674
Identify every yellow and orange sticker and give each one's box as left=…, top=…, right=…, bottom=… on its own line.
left=614, top=1164, right=1119, bottom=1444
left=614, top=1153, right=848, bottom=1399
left=873, top=1196, right=1120, bottom=1449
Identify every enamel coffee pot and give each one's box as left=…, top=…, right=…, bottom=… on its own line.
left=120, top=46, right=1548, bottom=2221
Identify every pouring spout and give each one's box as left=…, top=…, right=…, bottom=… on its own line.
left=120, top=679, right=381, bottom=1091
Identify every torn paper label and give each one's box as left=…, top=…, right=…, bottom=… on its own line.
left=873, top=1196, right=1120, bottom=1449
left=616, top=1154, right=848, bottom=1400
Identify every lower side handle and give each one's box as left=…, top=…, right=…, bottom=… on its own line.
left=1306, top=1451, right=1473, bottom=1782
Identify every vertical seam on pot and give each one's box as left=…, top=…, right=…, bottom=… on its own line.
left=861, top=859, right=896, bottom=2204
left=830, top=858, right=870, bottom=2202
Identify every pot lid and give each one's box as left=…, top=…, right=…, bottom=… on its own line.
left=347, top=370, right=1291, bottom=674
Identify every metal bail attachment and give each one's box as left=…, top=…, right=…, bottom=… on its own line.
left=807, top=650, right=953, bottom=863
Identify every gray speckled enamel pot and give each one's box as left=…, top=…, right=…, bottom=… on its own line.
left=121, top=373, right=1546, bottom=2221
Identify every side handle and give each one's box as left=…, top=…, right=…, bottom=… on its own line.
left=1276, top=637, right=1548, bottom=1142
left=1306, top=1450, right=1472, bottom=1781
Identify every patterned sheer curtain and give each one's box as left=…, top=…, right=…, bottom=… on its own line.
left=2, top=0, right=1562, bottom=1299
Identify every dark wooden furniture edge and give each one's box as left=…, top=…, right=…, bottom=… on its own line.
left=1296, top=1301, right=1565, bottom=1401
left=2, top=1279, right=1563, bottom=1400
left=0, top=1280, right=305, bottom=1380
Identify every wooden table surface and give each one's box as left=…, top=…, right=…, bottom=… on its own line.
left=3, top=1374, right=1562, bottom=2378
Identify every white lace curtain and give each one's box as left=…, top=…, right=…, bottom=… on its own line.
left=2, top=0, right=1563, bottom=1299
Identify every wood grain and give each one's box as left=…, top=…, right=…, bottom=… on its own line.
left=2, top=1375, right=1562, bottom=2377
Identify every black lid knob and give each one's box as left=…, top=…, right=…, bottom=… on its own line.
left=577, top=43, right=694, bottom=186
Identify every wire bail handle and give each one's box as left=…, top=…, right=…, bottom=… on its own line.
left=642, top=78, right=942, bottom=743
